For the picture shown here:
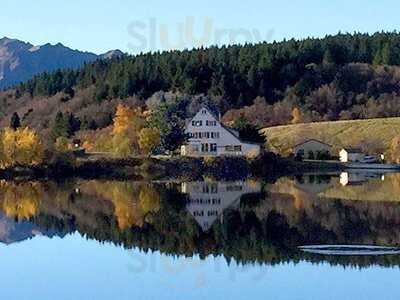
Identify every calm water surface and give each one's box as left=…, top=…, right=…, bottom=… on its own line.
left=1, top=172, right=400, bottom=299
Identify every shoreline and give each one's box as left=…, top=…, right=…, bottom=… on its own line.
left=0, top=153, right=348, bottom=182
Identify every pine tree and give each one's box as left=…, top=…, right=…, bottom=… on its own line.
left=323, top=49, right=334, bottom=65
left=381, top=43, right=392, bottom=65
left=50, top=112, right=69, bottom=141
left=373, top=48, right=383, bottom=65
left=10, top=113, right=21, bottom=130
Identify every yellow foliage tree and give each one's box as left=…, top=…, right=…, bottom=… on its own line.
left=139, top=128, right=161, bottom=155
left=112, top=104, right=146, bottom=157
left=291, top=107, right=303, bottom=124
left=55, top=136, right=70, bottom=152
left=0, top=127, right=44, bottom=168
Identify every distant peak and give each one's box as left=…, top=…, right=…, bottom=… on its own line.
left=100, top=49, right=124, bottom=59
left=0, top=37, right=18, bottom=45
left=0, top=37, right=33, bottom=50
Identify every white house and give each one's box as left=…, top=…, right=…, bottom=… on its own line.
left=339, top=148, right=365, bottom=163
left=181, top=107, right=261, bottom=158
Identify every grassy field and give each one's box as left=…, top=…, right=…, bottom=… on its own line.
left=261, top=117, right=400, bottom=156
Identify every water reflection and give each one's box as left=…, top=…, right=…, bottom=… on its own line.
left=182, top=181, right=262, bottom=231
left=0, top=173, right=400, bottom=268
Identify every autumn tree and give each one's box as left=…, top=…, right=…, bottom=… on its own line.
left=139, top=128, right=161, bottom=155
left=54, top=136, right=71, bottom=152
left=0, top=127, right=44, bottom=168
left=112, top=104, right=146, bottom=157
left=291, top=107, right=303, bottom=124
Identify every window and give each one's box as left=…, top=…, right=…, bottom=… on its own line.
left=206, top=120, right=217, bottom=126
left=225, top=145, right=242, bottom=152
left=226, top=185, right=243, bottom=192
left=192, top=120, right=202, bottom=127
left=211, top=132, right=220, bottom=139
left=210, top=143, right=217, bottom=152
left=202, top=109, right=207, bottom=115
left=201, top=143, right=209, bottom=152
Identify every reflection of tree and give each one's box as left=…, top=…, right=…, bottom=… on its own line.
left=80, top=181, right=161, bottom=229
left=2, top=179, right=400, bottom=269
left=0, top=181, right=43, bottom=221
left=139, top=185, right=161, bottom=217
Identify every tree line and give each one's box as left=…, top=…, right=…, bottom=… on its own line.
left=16, top=31, right=400, bottom=110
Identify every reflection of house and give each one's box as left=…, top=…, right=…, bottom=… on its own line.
left=339, top=148, right=365, bottom=163
left=340, top=172, right=383, bottom=186
left=340, top=172, right=367, bottom=186
left=182, top=181, right=262, bottom=231
left=181, top=107, right=261, bottom=158
left=294, top=175, right=333, bottom=194
left=294, top=139, right=332, bottom=159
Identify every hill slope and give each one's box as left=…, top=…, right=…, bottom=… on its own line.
left=0, top=37, right=122, bottom=89
left=261, top=118, right=400, bottom=156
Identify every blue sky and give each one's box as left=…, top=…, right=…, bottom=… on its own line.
left=1, top=0, right=400, bottom=54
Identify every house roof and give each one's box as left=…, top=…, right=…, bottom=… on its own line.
left=341, top=147, right=363, bottom=153
left=199, top=105, right=220, bottom=121
left=186, top=106, right=219, bottom=125
left=293, top=139, right=333, bottom=149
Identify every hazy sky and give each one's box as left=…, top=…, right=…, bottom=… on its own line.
left=1, top=0, right=400, bottom=54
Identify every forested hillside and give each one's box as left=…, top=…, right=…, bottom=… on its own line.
left=3, top=31, right=400, bottom=145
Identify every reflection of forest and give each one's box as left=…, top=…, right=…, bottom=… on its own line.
left=0, top=178, right=399, bottom=268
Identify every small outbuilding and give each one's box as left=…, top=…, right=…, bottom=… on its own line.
left=339, top=148, right=365, bottom=163
left=293, top=139, right=332, bottom=160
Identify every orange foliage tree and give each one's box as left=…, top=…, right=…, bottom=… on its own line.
left=291, top=107, right=303, bottom=124
left=112, top=104, right=146, bottom=157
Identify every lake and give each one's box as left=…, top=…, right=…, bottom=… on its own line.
left=1, top=172, right=400, bottom=299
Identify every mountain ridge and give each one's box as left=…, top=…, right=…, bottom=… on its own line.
left=0, top=37, right=123, bottom=89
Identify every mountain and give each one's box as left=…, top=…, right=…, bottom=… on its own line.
left=0, top=212, right=40, bottom=245
left=0, top=37, right=122, bottom=89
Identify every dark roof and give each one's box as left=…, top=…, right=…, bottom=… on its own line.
left=294, top=139, right=333, bottom=148
left=201, top=105, right=220, bottom=120
left=221, top=124, right=262, bottom=146
left=342, top=147, right=363, bottom=153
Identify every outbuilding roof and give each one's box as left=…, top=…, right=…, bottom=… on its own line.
left=341, top=147, right=363, bottom=153
left=294, top=139, right=333, bottom=149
